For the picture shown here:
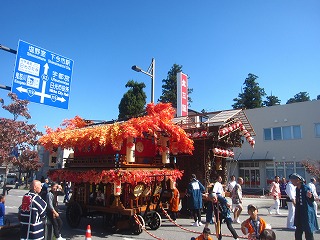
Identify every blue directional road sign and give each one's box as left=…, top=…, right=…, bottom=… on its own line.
left=12, top=40, right=74, bottom=109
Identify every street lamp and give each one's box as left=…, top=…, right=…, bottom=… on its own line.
left=131, top=58, right=155, bottom=103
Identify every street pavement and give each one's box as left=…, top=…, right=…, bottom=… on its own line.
left=2, top=189, right=320, bottom=240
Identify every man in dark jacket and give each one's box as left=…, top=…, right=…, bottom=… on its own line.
left=290, top=173, right=319, bottom=240
left=20, top=180, right=47, bottom=240
left=187, top=174, right=205, bottom=226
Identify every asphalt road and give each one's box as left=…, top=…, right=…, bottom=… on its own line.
left=2, top=189, right=320, bottom=240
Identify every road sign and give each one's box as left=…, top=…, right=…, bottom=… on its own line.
left=11, top=40, right=74, bottom=109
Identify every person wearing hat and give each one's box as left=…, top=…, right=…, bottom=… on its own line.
left=241, top=204, right=268, bottom=240
left=307, top=178, right=319, bottom=218
left=191, top=227, right=214, bottom=240
left=290, top=173, right=319, bottom=240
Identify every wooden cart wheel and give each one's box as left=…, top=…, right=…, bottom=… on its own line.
left=147, top=211, right=162, bottom=230
left=131, top=214, right=145, bottom=235
left=66, top=202, right=82, bottom=228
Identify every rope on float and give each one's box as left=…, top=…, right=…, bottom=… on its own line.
left=160, top=207, right=249, bottom=239
left=133, top=214, right=165, bottom=240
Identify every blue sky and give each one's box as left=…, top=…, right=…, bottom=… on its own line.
left=1, top=1, right=319, bottom=133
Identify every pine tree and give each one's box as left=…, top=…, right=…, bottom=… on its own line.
left=118, top=80, right=147, bottom=120
left=286, top=92, right=310, bottom=104
left=159, top=64, right=193, bottom=107
left=232, top=73, right=266, bottom=109
left=263, top=94, right=281, bottom=106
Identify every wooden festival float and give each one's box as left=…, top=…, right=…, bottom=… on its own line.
left=38, top=103, right=194, bottom=234
left=173, top=109, right=255, bottom=194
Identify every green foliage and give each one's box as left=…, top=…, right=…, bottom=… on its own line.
left=118, top=80, right=147, bottom=120
left=263, top=95, right=281, bottom=107
left=158, top=64, right=193, bottom=107
left=286, top=92, right=310, bottom=104
left=232, top=73, right=266, bottom=109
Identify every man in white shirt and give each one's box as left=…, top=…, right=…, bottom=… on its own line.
left=285, top=179, right=296, bottom=229
left=307, top=178, right=319, bottom=217
left=211, top=176, right=224, bottom=196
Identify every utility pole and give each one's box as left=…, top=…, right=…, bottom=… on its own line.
left=0, top=43, right=16, bottom=91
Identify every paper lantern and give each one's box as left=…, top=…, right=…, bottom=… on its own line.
left=126, top=136, right=135, bottom=163
left=114, top=182, right=121, bottom=196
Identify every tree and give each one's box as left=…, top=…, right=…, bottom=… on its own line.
left=286, top=92, right=310, bottom=104
left=302, top=160, right=320, bottom=180
left=118, top=80, right=147, bottom=120
left=263, top=94, right=281, bottom=107
left=0, top=93, right=42, bottom=187
left=317, top=95, right=320, bottom=100
left=158, top=64, right=193, bottom=108
left=232, top=73, right=266, bottom=109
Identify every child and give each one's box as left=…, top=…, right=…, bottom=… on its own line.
left=259, top=229, right=276, bottom=240
left=241, top=204, right=268, bottom=240
left=169, top=182, right=180, bottom=222
left=191, top=227, right=214, bottom=240
left=0, top=194, right=5, bottom=226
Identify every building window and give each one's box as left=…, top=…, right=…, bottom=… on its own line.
left=315, top=123, right=320, bottom=137
left=264, top=125, right=301, bottom=141
left=285, top=162, right=294, bottom=177
left=273, top=127, right=282, bottom=140
left=264, top=128, right=272, bottom=140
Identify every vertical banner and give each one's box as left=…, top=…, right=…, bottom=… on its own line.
left=177, top=72, right=188, bottom=117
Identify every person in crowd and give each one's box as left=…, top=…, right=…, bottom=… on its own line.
left=63, top=181, right=71, bottom=203
left=259, top=229, right=276, bottom=240
left=204, top=192, right=216, bottom=228
left=169, top=181, right=180, bottom=222
left=187, top=174, right=205, bottom=227
left=212, top=193, right=239, bottom=240
left=280, top=177, right=287, bottom=208
left=95, top=189, right=105, bottom=206
left=307, top=178, right=319, bottom=218
left=231, top=177, right=243, bottom=224
left=241, top=204, right=268, bottom=240
left=290, top=173, right=319, bottom=240
left=268, top=176, right=281, bottom=215
left=227, top=175, right=237, bottom=193
left=20, top=180, right=47, bottom=240
left=285, top=178, right=296, bottom=230
left=40, top=178, right=49, bottom=201
left=0, top=195, right=5, bottom=226
left=211, top=176, right=225, bottom=196
left=191, top=227, right=214, bottom=240
left=46, top=182, right=65, bottom=240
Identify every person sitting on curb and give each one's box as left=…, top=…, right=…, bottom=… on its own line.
left=241, top=204, right=269, bottom=240
left=191, top=227, right=214, bottom=240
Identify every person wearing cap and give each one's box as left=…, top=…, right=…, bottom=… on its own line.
left=285, top=178, right=296, bottom=229
left=190, top=227, right=214, bottom=240
left=290, top=173, right=319, bottom=240
left=187, top=174, right=205, bottom=227
left=241, top=204, right=268, bottom=240
left=307, top=178, right=319, bottom=218
left=268, top=176, right=281, bottom=215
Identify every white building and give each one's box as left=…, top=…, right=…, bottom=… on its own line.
left=230, top=100, right=320, bottom=190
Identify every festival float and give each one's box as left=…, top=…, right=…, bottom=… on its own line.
left=39, top=103, right=194, bottom=234
left=173, top=109, right=255, bottom=197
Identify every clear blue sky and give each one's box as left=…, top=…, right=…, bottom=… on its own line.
left=1, top=1, right=319, bottom=133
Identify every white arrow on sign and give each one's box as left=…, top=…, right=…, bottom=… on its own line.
left=43, top=63, right=49, bottom=75
left=16, top=86, right=66, bottom=103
